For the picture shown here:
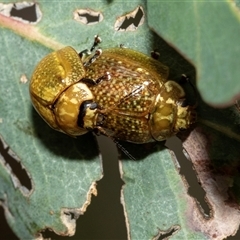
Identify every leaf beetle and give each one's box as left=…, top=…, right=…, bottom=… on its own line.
left=30, top=36, right=196, bottom=143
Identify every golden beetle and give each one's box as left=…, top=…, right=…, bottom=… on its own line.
left=30, top=36, right=196, bottom=143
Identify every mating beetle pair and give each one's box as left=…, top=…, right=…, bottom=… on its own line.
left=30, top=36, right=196, bottom=143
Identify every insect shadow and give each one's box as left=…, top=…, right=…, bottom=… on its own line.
left=31, top=107, right=98, bottom=161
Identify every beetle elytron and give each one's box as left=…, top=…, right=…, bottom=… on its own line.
left=30, top=36, right=196, bottom=143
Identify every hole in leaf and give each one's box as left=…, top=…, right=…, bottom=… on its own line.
left=0, top=136, right=32, bottom=193
left=114, top=5, right=144, bottom=31
left=154, top=225, right=180, bottom=240
left=165, top=136, right=211, bottom=218
left=0, top=2, right=42, bottom=24
left=0, top=206, right=18, bottom=240
left=73, top=9, right=103, bottom=25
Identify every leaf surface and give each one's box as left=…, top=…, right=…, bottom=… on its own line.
left=0, top=1, right=240, bottom=239
left=148, top=0, right=240, bottom=106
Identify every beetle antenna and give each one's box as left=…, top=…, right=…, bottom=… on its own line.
left=96, top=126, right=136, bottom=160
left=112, top=139, right=136, bottom=161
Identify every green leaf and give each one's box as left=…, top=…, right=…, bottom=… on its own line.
left=119, top=100, right=240, bottom=239
left=148, top=0, right=240, bottom=106
left=1, top=1, right=240, bottom=239
left=119, top=142, right=206, bottom=239
left=0, top=25, right=102, bottom=238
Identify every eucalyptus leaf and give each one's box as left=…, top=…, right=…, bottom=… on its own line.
left=0, top=1, right=240, bottom=240
left=148, top=0, right=240, bottom=106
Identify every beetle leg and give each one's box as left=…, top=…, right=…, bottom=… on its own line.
left=177, top=74, right=198, bottom=108
left=79, top=35, right=102, bottom=59
left=96, top=72, right=111, bottom=83
left=151, top=49, right=160, bottom=60
left=81, top=78, right=98, bottom=85
left=82, top=72, right=111, bottom=85
left=178, top=74, right=190, bottom=84
left=83, top=49, right=102, bottom=67
left=119, top=44, right=127, bottom=48
left=90, top=35, right=102, bottom=51
left=96, top=113, right=105, bottom=126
